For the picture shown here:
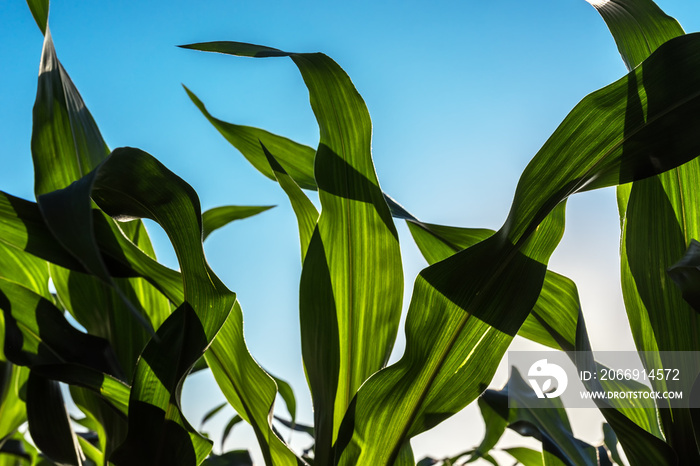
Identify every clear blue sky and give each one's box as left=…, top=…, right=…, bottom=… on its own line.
left=2, top=0, right=700, bottom=463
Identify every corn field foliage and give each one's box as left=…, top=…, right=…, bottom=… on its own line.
left=2, top=0, right=700, bottom=465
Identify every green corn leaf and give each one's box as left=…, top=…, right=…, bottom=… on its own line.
left=0, top=279, right=122, bottom=378
left=260, top=143, right=318, bottom=262
left=83, top=148, right=228, bottom=466
left=602, top=423, right=624, bottom=466
left=31, top=28, right=108, bottom=197
left=0, top=356, right=28, bottom=445
left=26, top=372, right=83, bottom=466
left=269, top=374, right=297, bottom=425
left=0, top=275, right=130, bottom=422
left=182, top=41, right=404, bottom=462
left=201, top=402, right=227, bottom=429
left=587, top=0, right=683, bottom=71
left=221, top=415, right=243, bottom=452
left=667, top=239, right=700, bottom=312
left=202, top=450, right=253, bottom=466
left=27, top=30, right=174, bottom=462
left=386, top=197, right=577, bottom=352
left=202, top=205, right=275, bottom=241
left=205, top=301, right=302, bottom=466
left=0, top=191, right=183, bottom=305
left=0, top=178, right=292, bottom=463
left=515, top=257, right=672, bottom=465
left=71, top=147, right=299, bottom=466
left=573, top=313, right=675, bottom=466
left=183, top=86, right=317, bottom=191
left=70, top=386, right=127, bottom=464
left=25, top=0, right=49, bottom=35
left=76, top=435, right=102, bottom=466
left=589, top=2, right=700, bottom=461
left=274, top=417, right=313, bottom=437
left=188, top=83, right=574, bottom=352
left=0, top=432, right=34, bottom=465
left=481, top=368, right=598, bottom=466
left=504, top=447, right=545, bottom=466
left=467, top=397, right=508, bottom=463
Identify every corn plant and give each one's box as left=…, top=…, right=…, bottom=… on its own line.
left=2, top=0, right=700, bottom=465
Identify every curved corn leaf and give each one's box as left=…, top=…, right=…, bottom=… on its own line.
left=182, top=42, right=404, bottom=462
left=27, top=31, right=174, bottom=466
left=0, top=279, right=121, bottom=378
left=387, top=198, right=577, bottom=352
left=589, top=2, right=700, bottom=461
left=0, top=275, right=130, bottom=420
left=202, top=205, right=275, bottom=241
left=261, top=143, right=318, bottom=262
left=205, top=301, right=302, bottom=466
left=201, top=402, right=227, bottom=429
left=221, top=415, right=243, bottom=452
left=574, top=308, right=675, bottom=466
left=269, top=373, right=297, bottom=425
left=183, top=86, right=317, bottom=191
left=602, top=423, right=624, bottom=466
left=0, top=358, right=28, bottom=445
left=587, top=0, right=683, bottom=71
left=468, top=397, right=508, bottom=463
left=26, top=0, right=49, bottom=35
left=81, top=148, right=228, bottom=466
left=203, top=450, right=253, bottom=466
left=0, top=184, right=293, bottom=463
left=481, top=368, right=598, bottom=466
left=70, top=385, right=128, bottom=464
left=274, top=417, right=314, bottom=437
left=26, top=372, right=83, bottom=466
left=31, top=27, right=108, bottom=197
left=0, top=191, right=183, bottom=305
left=504, top=447, right=544, bottom=466
left=70, top=147, right=299, bottom=466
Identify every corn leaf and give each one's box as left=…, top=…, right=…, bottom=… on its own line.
left=481, top=368, right=599, bottom=466
left=181, top=42, right=405, bottom=462
left=202, top=205, right=274, bottom=241
left=221, top=415, right=243, bottom=452
left=574, top=309, right=675, bottom=465
left=25, top=0, right=49, bottom=36
left=0, top=192, right=183, bottom=305
left=0, top=356, right=28, bottom=445
left=504, top=447, right=545, bottom=466
left=589, top=1, right=700, bottom=461
left=205, top=301, right=301, bottom=466
left=26, top=372, right=83, bottom=466
left=261, top=143, right=318, bottom=262
left=602, top=423, right=624, bottom=466
left=64, top=148, right=299, bottom=465
left=183, top=86, right=317, bottom=191
left=200, top=402, right=227, bottom=429
left=386, top=198, right=577, bottom=352
left=587, top=0, right=683, bottom=72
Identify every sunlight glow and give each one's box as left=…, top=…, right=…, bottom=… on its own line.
left=586, top=0, right=611, bottom=7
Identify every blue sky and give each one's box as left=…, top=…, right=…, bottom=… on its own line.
left=2, top=0, right=700, bottom=463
